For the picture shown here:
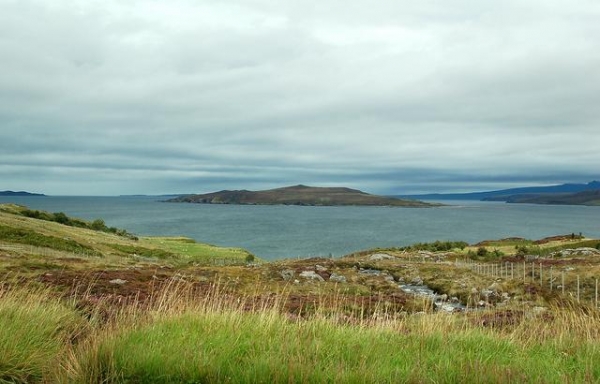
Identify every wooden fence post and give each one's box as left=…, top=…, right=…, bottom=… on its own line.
left=595, top=279, right=598, bottom=308
left=511, top=262, right=514, bottom=279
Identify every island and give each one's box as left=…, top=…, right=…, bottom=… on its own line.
left=168, top=184, right=438, bottom=207
left=0, top=190, right=45, bottom=196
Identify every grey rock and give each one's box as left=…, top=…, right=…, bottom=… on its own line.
left=315, top=264, right=328, bottom=272
left=556, top=248, right=600, bottom=257
left=359, top=268, right=382, bottom=276
left=299, top=270, right=325, bottom=282
left=109, top=279, right=127, bottom=285
left=329, top=273, right=347, bottom=283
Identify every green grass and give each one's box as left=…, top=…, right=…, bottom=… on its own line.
left=70, top=306, right=600, bottom=383
left=3, top=282, right=600, bottom=383
left=0, top=224, right=101, bottom=256
left=0, top=286, right=87, bottom=383
left=142, top=237, right=255, bottom=264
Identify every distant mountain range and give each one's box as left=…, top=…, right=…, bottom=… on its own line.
left=400, top=181, right=600, bottom=206
left=168, top=185, right=438, bottom=207
left=0, top=190, right=45, bottom=197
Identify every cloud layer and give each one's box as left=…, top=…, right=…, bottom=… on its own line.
left=2, top=0, right=599, bottom=195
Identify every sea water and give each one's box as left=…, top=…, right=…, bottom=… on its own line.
left=1, top=195, right=598, bottom=260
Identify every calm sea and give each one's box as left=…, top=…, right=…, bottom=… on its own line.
left=1, top=196, right=599, bottom=260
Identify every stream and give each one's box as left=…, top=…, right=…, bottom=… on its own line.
left=399, top=284, right=467, bottom=312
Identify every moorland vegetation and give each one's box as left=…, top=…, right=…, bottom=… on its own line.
left=1, top=203, right=600, bottom=382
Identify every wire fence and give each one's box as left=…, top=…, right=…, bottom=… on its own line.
left=458, top=258, right=600, bottom=306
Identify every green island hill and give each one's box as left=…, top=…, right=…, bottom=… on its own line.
left=168, top=184, right=439, bottom=207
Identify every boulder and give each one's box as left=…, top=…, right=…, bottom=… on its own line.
left=329, top=273, right=347, bottom=283
left=299, top=270, right=325, bottom=282
left=109, top=279, right=127, bottom=285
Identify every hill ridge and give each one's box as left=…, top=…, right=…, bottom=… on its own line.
left=168, top=185, right=436, bottom=207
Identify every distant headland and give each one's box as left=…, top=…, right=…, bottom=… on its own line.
left=401, top=181, right=600, bottom=206
left=0, top=190, right=45, bottom=197
left=168, top=185, right=438, bottom=207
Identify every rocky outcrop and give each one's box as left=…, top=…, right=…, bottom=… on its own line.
left=553, top=247, right=600, bottom=257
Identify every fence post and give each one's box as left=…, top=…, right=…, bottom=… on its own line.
left=511, top=262, right=514, bottom=279
left=595, top=279, right=598, bottom=309
left=577, top=275, right=580, bottom=302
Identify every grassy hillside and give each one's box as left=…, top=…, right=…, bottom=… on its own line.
left=0, top=204, right=254, bottom=271
left=169, top=184, right=438, bottom=207
left=2, top=204, right=600, bottom=382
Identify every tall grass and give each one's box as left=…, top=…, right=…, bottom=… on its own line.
left=65, top=284, right=600, bottom=383
left=0, top=285, right=87, bottom=383
left=2, top=280, right=599, bottom=383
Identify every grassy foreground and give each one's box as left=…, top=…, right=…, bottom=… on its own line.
left=2, top=204, right=600, bottom=382
left=2, top=283, right=599, bottom=383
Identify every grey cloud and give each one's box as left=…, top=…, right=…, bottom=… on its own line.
left=1, top=1, right=599, bottom=195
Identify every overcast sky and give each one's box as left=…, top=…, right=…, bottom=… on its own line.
left=1, top=0, right=599, bottom=196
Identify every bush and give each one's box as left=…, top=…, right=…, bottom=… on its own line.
left=52, top=212, right=71, bottom=225
left=402, top=241, right=468, bottom=252
left=91, top=219, right=107, bottom=231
